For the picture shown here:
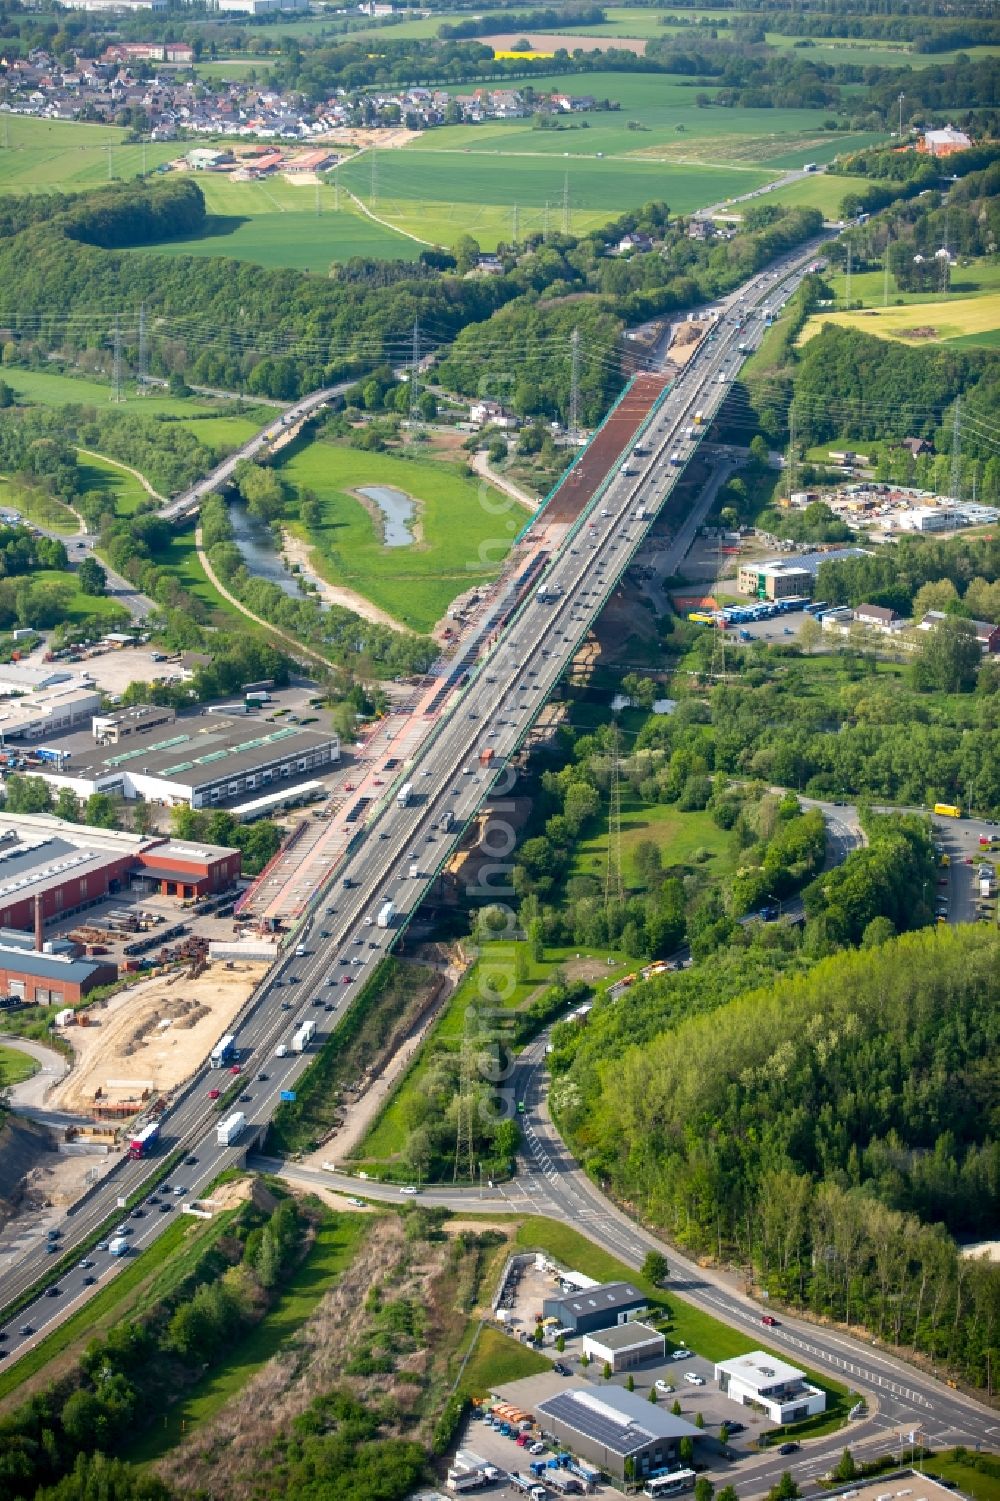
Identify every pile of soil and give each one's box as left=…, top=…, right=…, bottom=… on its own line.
left=0, top=1114, right=55, bottom=1228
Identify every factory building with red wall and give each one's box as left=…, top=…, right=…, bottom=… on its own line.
left=133, top=840, right=242, bottom=899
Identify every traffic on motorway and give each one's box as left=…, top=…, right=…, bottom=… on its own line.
left=0, top=241, right=828, bottom=1367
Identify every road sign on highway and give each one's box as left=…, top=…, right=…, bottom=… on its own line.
left=280, top=1090, right=296, bottom=1102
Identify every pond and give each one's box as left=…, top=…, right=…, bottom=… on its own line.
left=358, top=484, right=416, bottom=548
left=227, top=499, right=299, bottom=597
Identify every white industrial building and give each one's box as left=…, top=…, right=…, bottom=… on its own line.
left=28, top=716, right=340, bottom=810
left=582, top=1322, right=665, bottom=1372
left=0, top=683, right=100, bottom=742
left=890, top=506, right=963, bottom=533
left=714, top=1351, right=826, bottom=1424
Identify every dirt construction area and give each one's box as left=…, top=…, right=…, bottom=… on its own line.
left=49, top=961, right=268, bottom=1117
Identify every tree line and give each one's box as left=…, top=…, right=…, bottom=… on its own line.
left=550, top=925, right=1000, bottom=1389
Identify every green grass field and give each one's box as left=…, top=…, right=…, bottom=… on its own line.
left=0, top=1043, right=37, bottom=1087
left=763, top=171, right=872, bottom=217
left=573, top=799, right=737, bottom=892
left=75, top=452, right=152, bottom=517
left=154, top=527, right=238, bottom=620
left=33, top=568, right=129, bottom=624
left=824, top=257, right=1000, bottom=309
left=926, top=1451, right=1000, bottom=1501
left=127, top=1211, right=369, bottom=1464
left=355, top=943, right=631, bottom=1167
left=278, top=440, right=513, bottom=631
left=459, top=1324, right=551, bottom=1398
left=0, top=366, right=215, bottom=415
left=0, top=115, right=177, bottom=192
left=354, top=946, right=547, bottom=1164
left=136, top=174, right=421, bottom=269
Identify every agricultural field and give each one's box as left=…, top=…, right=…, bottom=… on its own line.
left=137, top=173, right=421, bottom=269
left=762, top=170, right=872, bottom=218
left=0, top=115, right=177, bottom=192
left=800, top=292, right=1000, bottom=349
left=338, top=145, right=772, bottom=248
left=276, top=439, right=516, bottom=631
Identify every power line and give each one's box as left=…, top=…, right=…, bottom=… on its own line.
left=110, top=313, right=123, bottom=404
left=409, top=317, right=420, bottom=421
left=604, top=721, right=623, bottom=916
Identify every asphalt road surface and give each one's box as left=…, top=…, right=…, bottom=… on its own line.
left=159, top=379, right=353, bottom=522
left=3, top=238, right=995, bottom=1460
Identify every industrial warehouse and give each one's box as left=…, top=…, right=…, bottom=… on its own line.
left=542, top=1281, right=649, bottom=1336
left=535, top=1387, right=703, bottom=1483
left=0, top=812, right=242, bottom=1004
left=19, top=713, right=341, bottom=810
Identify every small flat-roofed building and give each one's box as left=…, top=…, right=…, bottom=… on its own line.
left=542, top=1280, right=648, bottom=1336
left=536, top=1386, right=703, bottom=1483
left=582, top=1321, right=665, bottom=1372
left=714, top=1350, right=826, bottom=1424
left=0, top=942, right=118, bottom=1005
left=737, top=562, right=813, bottom=600
left=92, top=705, right=176, bottom=745
left=134, top=839, right=241, bottom=898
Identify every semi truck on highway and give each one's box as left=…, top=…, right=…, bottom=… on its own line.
left=217, top=1111, right=246, bottom=1147
left=440, top=809, right=455, bottom=833
left=210, top=1033, right=236, bottom=1068
left=669, top=451, right=682, bottom=465
left=479, top=747, right=495, bottom=768
left=537, top=582, right=561, bottom=602
left=377, top=901, right=396, bottom=928
left=397, top=782, right=414, bottom=807
left=108, top=1235, right=130, bottom=1257
left=128, top=1122, right=160, bottom=1159
left=292, top=1019, right=316, bottom=1053
left=693, top=410, right=704, bottom=424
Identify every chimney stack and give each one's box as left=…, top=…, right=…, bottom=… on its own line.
left=34, top=893, right=44, bottom=952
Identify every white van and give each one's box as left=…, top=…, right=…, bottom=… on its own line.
left=275, top=1044, right=288, bottom=1058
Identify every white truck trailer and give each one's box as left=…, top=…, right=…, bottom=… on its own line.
left=217, top=1111, right=246, bottom=1148
left=292, top=1018, right=317, bottom=1053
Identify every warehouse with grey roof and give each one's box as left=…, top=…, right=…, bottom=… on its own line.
left=25, top=716, right=340, bottom=810
left=536, top=1387, right=703, bottom=1482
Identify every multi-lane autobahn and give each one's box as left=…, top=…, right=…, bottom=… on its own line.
left=3, top=237, right=994, bottom=1454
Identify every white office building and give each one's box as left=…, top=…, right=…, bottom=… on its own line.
left=714, top=1351, right=826, bottom=1424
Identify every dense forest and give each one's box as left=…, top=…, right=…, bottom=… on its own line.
left=552, top=925, right=1000, bottom=1386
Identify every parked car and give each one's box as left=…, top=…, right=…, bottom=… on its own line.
left=654, top=1379, right=674, bottom=1394
left=553, top=1362, right=570, bottom=1376
left=778, top=1442, right=799, bottom=1455
left=671, top=1347, right=693, bottom=1361
left=684, top=1372, right=705, bottom=1386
